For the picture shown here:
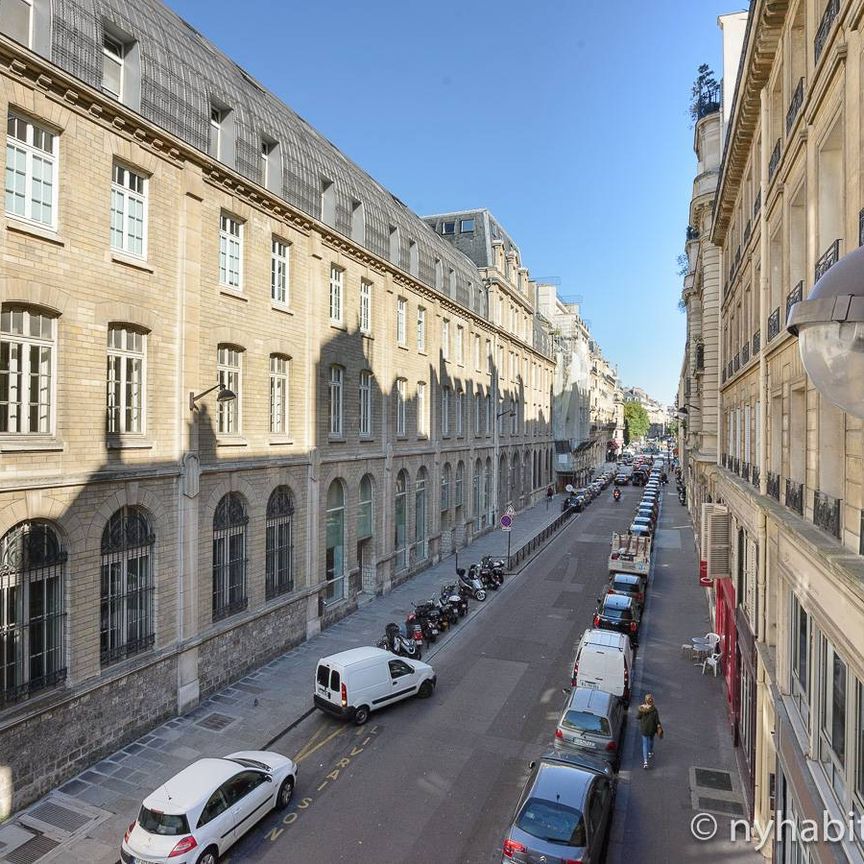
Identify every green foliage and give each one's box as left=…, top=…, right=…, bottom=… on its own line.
left=623, top=402, right=650, bottom=444
left=667, top=418, right=679, bottom=439
left=689, top=63, right=719, bottom=124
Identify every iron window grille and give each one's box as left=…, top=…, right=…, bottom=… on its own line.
left=212, top=493, right=248, bottom=621
left=786, top=282, right=803, bottom=327
left=100, top=507, right=155, bottom=665
left=753, top=329, right=761, bottom=354
left=786, top=77, right=805, bottom=136
left=767, top=472, right=780, bottom=501
left=1, top=521, right=67, bottom=707
left=814, top=0, right=840, bottom=64
left=767, top=308, right=781, bottom=342
left=742, top=342, right=750, bottom=365
left=753, top=190, right=761, bottom=219
left=752, top=466, right=760, bottom=488
left=265, top=487, right=294, bottom=599
left=813, top=490, right=841, bottom=540
left=786, top=478, right=804, bottom=516
left=768, top=139, right=781, bottom=182
left=815, top=239, right=841, bottom=282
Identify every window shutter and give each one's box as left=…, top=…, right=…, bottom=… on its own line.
left=701, top=503, right=730, bottom=579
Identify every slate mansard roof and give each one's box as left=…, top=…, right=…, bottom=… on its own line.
left=40, top=0, right=484, bottom=314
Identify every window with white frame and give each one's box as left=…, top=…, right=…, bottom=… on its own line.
left=456, top=389, right=464, bottom=436
left=460, top=218, right=475, bottom=233
left=269, top=354, right=289, bottom=435
left=271, top=238, right=289, bottom=306
left=396, top=297, right=407, bottom=345
left=102, top=33, right=124, bottom=99
left=359, top=280, right=372, bottom=334
left=819, top=634, right=848, bottom=800
left=218, top=214, right=243, bottom=289
left=441, top=385, right=450, bottom=436
left=1, top=0, right=33, bottom=47
left=456, top=325, right=464, bottom=365
left=442, top=319, right=449, bottom=360
left=107, top=325, right=145, bottom=434
left=417, top=307, right=426, bottom=352
left=359, top=369, right=372, bottom=437
left=329, top=365, right=343, bottom=436
left=396, top=378, right=406, bottom=436
left=855, top=680, right=864, bottom=814
left=261, top=138, right=278, bottom=190
left=417, top=382, right=427, bottom=436
left=442, top=221, right=455, bottom=235
left=5, top=112, right=57, bottom=227
left=329, top=265, right=343, bottom=324
left=209, top=105, right=224, bottom=159
left=110, top=163, right=146, bottom=257
left=217, top=345, right=241, bottom=434
left=0, top=305, right=54, bottom=434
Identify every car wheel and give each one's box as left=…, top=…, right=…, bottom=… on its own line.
left=417, top=680, right=435, bottom=698
left=353, top=705, right=370, bottom=726
left=196, top=847, right=219, bottom=864
left=276, top=776, right=294, bottom=809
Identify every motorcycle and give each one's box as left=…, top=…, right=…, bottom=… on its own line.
left=480, top=555, right=505, bottom=587
left=404, top=612, right=425, bottom=652
left=458, top=567, right=487, bottom=601
left=678, top=490, right=687, bottom=505
left=613, top=488, right=621, bottom=503
left=411, top=600, right=441, bottom=646
left=441, top=583, right=467, bottom=618
left=376, top=622, right=422, bottom=660
left=470, top=561, right=499, bottom=592
left=430, top=592, right=455, bottom=631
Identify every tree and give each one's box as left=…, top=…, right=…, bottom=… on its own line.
left=623, top=402, right=650, bottom=445
left=666, top=418, right=679, bottom=439
left=689, top=64, right=719, bottom=124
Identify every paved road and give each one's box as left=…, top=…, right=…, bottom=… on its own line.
left=221, top=483, right=640, bottom=864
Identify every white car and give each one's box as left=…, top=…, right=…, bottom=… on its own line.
left=120, top=751, right=297, bottom=864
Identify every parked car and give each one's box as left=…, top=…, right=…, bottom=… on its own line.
left=554, top=687, right=626, bottom=769
left=571, top=628, right=633, bottom=702
left=314, top=646, right=436, bottom=725
left=120, top=751, right=298, bottom=864
left=631, top=516, right=654, bottom=534
left=500, top=750, right=615, bottom=863
left=593, top=593, right=641, bottom=645
left=614, top=473, right=630, bottom=486
left=628, top=522, right=651, bottom=538
left=607, top=572, right=645, bottom=609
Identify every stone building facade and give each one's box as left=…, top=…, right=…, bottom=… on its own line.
left=0, top=0, right=555, bottom=816
left=686, top=2, right=864, bottom=861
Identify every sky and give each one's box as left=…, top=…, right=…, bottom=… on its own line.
left=167, top=0, right=742, bottom=406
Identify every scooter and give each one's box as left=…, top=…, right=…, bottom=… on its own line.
left=411, top=600, right=441, bottom=646
left=441, top=583, right=467, bottom=618
left=613, top=488, right=621, bottom=503
left=458, top=567, right=487, bottom=601
left=376, top=622, right=422, bottom=660
left=480, top=555, right=506, bottom=586
left=470, top=561, right=499, bottom=592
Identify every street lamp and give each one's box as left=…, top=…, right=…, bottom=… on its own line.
left=676, top=404, right=701, bottom=419
left=787, top=244, right=864, bottom=418
left=189, top=382, right=237, bottom=412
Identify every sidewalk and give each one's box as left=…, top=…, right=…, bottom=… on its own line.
left=0, top=488, right=575, bottom=864
left=607, top=486, right=761, bottom=863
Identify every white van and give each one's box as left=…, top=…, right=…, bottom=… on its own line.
left=570, top=629, right=633, bottom=704
left=314, top=646, right=436, bottom=725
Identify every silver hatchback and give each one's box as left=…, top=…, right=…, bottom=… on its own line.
left=554, top=687, right=625, bottom=770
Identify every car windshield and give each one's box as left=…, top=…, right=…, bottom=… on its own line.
left=603, top=605, right=631, bottom=621
left=613, top=580, right=637, bottom=593
left=516, top=797, right=586, bottom=846
left=227, top=757, right=270, bottom=771
left=138, top=806, right=190, bottom=836
left=562, top=709, right=611, bottom=735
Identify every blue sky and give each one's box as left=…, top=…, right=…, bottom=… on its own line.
left=168, top=0, right=741, bottom=406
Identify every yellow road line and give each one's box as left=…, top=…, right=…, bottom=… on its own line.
left=293, top=723, right=327, bottom=761
left=296, top=725, right=347, bottom=764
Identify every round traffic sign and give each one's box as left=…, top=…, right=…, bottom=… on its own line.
left=500, top=514, right=513, bottom=529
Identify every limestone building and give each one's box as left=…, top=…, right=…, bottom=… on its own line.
left=0, top=0, right=555, bottom=815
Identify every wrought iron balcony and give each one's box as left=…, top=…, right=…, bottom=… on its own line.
left=743, top=220, right=751, bottom=245
left=721, top=453, right=728, bottom=469
left=768, top=139, right=781, bottom=182
left=786, top=281, right=803, bottom=325
left=813, top=490, right=841, bottom=539
left=859, top=208, right=864, bottom=248
left=727, top=360, right=734, bottom=379
left=696, top=84, right=722, bottom=120
left=752, top=466, right=760, bottom=488
left=741, top=461, right=751, bottom=482
left=815, top=0, right=840, bottom=63
left=686, top=225, right=700, bottom=241
left=753, top=190, right=761, bottom=219
left=786, top=478, right=804, bottom=516
left=815, top=239, right=841, bottom=282
left=695, top=343, right=705, bottom=371
left=742, top=342, right=750, bottom=365
left=732, top=457, right=741, bottom=475
left=735, top=245, right=741, bottom=268
left=767, top=472, right=780, bottom=501
left=733, top=352, right=740, bottom=372
left=721, top=367, right=727, bottom=384
left=786, top=77, right=805, bottom=136
left=753, top=329, right=761, bottom=354
left=767, top=307, right=781, bottom=342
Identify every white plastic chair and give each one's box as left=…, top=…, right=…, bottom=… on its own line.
left=702, top=652, right=722, bottom=677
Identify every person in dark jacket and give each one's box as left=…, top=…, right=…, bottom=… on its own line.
left=637, top=693, right=662, bottom=768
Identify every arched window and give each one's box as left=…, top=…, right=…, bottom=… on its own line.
left=100, top=506, right=154, bottom=665
left=266, top=487, right=294, bottom=599
left=455, top=461, right=464, bottom=509
left=395, top=470, right=408, bottom=571
left=415, top=468, right=428, bottom=561
left=0, top=521, right=66, bottom=706
left=358, top=474, right=374, bottom=540
left=325, top=480, right=346, bottom=601
left=440, top=463, right=451, bottom=512
left=212, top=492, right=248, bottom=621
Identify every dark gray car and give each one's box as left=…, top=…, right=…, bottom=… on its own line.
left=501, top=750, right=614, bottom=863
left=554, top=687, right=625, bottom=770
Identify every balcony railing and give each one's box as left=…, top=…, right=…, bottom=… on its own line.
left=696, top=84, right=722, bottom=120
left=733, top=352, right=740, bottom=372
left=815, top=0, right=840, bottom=63
left=786, top=77, right=805, bottom=136
left=813, top=490, right=841, bottom=539
left=753, top=190, right=761, bottom=219
left=753, top=329, right=761, bottom=354
left=721, top=453, right=728, bottom=469
left=695, top=343, right=705, bottom=371
left=721, top=367, right=727, bottom=384
left=815, top=239, right=841, bottom=282
left=767, top=472, right=780, bottom=501
left=786, top=478, right=804, bottom=516
left=767, top=307, right=781, bottom=342
left=786, top=281, right=803, bottom=325
left=744, top=220, right=752, bottom=245
left=686, top=225, right=700, bottom=241
left=732, top=457, right=741, bottom=475
left=727, top=360, right=734, bottom=379
left=859, top=208, right=864, bottom=248
left=768, top=139, right=782, bottom=182
left=742, top=342, right=750, bottom=365
left=741, top=461, right=751, bottom=482
left=752, top=466, right=760, bottom=488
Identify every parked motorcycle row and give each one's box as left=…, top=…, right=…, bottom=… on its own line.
left=676, top=470, right=686, bottom=505
left=560, top=468, right=619, bottom=514
left=375, top=555, right=506, bottom=659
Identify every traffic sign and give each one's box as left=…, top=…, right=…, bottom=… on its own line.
left=500, top=514, right=512, bottom=531
left=505, top=505, right=516, bottom=517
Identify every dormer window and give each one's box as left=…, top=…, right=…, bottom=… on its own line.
left=460, top=218, right=475, bottom=233
left=102, top=34, right=124, bottom=99
left=442, top=221, right=455, bottom=235
left=210, top=106, right=225, bottom=159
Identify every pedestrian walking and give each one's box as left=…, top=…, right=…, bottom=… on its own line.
left=637, top=693, right=663, bottom=769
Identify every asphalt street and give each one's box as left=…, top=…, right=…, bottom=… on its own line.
left=219, top=483, right=639, bottom=864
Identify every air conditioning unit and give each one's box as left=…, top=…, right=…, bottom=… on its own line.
left=701, top=503, right=730, bottom=579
